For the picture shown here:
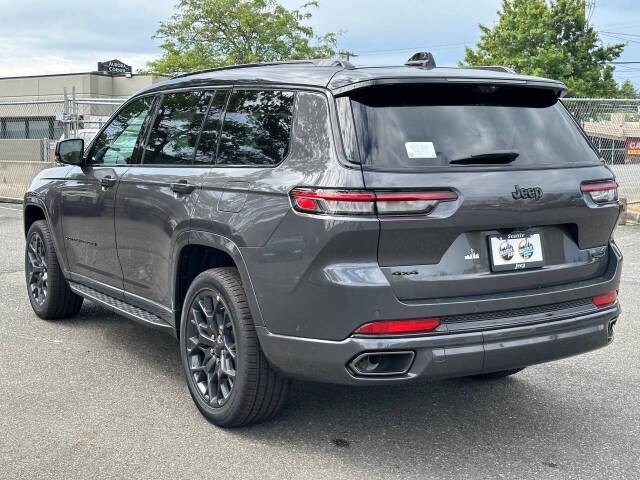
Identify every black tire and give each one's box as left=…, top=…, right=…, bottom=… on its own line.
left=25, top=220, right=83, bottom=320
left=469, top=368, right=524, bottom=380
left=179, top=267, right=289, bottom=427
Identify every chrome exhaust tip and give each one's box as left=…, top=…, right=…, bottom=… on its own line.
left=348, top=351, right=415, bottom=376
left=608, top=318, right=617, bottom=343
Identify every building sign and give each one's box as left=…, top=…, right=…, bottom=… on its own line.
left=627, top=138, right=640, bottom=156
left=97, top=59, right=132, bottom=75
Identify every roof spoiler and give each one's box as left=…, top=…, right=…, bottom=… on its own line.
left=405, top=52, right=436, bottom=69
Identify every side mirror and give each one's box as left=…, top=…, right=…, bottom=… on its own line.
left=55, top=138, right=85, bottom=165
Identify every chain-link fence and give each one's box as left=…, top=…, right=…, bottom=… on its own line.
left=2, top=95, right=640, bottom=202
left=563, top=97, right=640, bottom=203
left=0, top=94, right=124, bottom=201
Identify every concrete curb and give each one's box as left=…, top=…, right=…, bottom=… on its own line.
left=626, top=209, right=640, bottom=225
left=0, top=196, right=22, bottom=204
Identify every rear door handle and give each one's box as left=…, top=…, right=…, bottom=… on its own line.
left=100, top=175, right=117, bottom=188
left=170, top=181, right=196, bottom=194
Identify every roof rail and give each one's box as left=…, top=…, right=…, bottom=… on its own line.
left=462, top=65, right=516, bottom=74
left=405, top=52, right=436, bottom=69
left=171, top=58, right=354, bottom=79
left=310, top=59, right=355, bottom=68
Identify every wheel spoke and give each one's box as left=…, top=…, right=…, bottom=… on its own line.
left=187, top=336, right=200, bottom=355
left=197, top=298, right=214, bottom=332
left=198, top=333, right=216, bottom=348
left=207, top=373, right=217, bottom=404
left=29, top=237, right=37, bottom=254
left=216, top=364, right=223, bottom=403
left=192, top=308, right=206, bottom=332
left=27, top=252, right=39, bottom=269
left=224, top=340, right=236, bottom=359
left=204, top=352, right=216, bottom=372
left=220, top=354, right=236, bottom=378
left=215, top=307, right=226, bottom=334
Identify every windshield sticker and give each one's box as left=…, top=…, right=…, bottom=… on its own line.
left=405, top=142, right=436, bottom=159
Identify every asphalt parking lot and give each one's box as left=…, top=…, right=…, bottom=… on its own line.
left=1, top=202, right=639, bottom=480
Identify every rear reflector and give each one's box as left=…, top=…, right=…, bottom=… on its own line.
left=581, top=182, right=618, bottom=204
left=354, top=318, right=441, bottom=335
left=593, top=291, right=617, bottom=307
left=290, top=188, right=457, bottom=216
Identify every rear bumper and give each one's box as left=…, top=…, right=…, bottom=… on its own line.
left=244, top=239, right=622, bottom=340
left=257, top=304, right=620, bottom=385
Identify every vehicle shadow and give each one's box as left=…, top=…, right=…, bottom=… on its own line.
left=67, top=302, right=614, bottom=477
left=54, top=302, right=183, bottom=377
left=233, top=375, right=602, bottom=476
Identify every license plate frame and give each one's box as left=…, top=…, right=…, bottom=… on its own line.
left=488, top=232, right=544, bottom=272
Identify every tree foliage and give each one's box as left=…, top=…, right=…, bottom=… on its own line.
left=618, top=79, right=640, bottom=99
left=462, top=0, right=634, bottom=97
left=146, top=0, right=343, bottom=75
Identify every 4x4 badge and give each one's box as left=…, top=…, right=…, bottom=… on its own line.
left=512, top=185, right=543, bottom=201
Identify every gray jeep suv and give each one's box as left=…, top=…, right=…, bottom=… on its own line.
left=23, top=55, right=623, bottom=427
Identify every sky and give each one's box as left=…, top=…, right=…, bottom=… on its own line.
left=0, top=0, right=639, bottom=88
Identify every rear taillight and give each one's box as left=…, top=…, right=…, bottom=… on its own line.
left=375, top=192, right=457, bottom=214
left=290, top=188, right=457, bottom=216
left=581, top=182, right=618, bottom=204
left=354, top=318, right=441, bottom=335
left=593, top=291, right=617, bottom=308
left=290, top=189, right=375, bottom=215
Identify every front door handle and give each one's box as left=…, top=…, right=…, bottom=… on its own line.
left=100, top=175, right=117, bottom=188
left=171, top=181, right=196, bottom=195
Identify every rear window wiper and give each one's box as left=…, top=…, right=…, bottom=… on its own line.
left=449, top=150, right=520, bottom=165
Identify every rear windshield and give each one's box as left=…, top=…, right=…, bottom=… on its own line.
left=346, top=84, right=600, bottom=170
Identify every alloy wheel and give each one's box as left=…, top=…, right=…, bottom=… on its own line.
left=186, top=290, right=237, bottom=407
left=27, top=232, right=48, bottom=305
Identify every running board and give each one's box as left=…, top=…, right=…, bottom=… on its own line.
left=69, top=282, right=174, bottom=333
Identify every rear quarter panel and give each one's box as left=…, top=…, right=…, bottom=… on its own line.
left=189, top=90, right=372, bottom=333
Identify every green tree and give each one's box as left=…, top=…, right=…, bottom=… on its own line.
left=462, top=0, right=633, bottom=97
left=147, top=0, right=344, bottom=74
left=619, top=79, right=640, bottom=99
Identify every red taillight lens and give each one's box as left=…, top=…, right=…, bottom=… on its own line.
left=290, top=188, right=457, bottom=216
left=593, top=291, right=617, bottom=307
left=354, top=318, right=441, bottom=335
left=291, top=189, right=375, bottom=215
left=581, top=182, right=618, bottom=204
left=294, top=197, right=317, bottom=211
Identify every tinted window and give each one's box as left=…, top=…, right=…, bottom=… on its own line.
left=91, top=96, right=154, bottom=165
left=217, top=90, right=294, bottom=166
left=143, top=91, right=211, bottom=165
left=194, top=90, right=229, bottom=164
left=348, top=84, right=601, bottom=170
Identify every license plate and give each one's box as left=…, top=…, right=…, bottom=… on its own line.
left=489, top=232, right=544, bottom=271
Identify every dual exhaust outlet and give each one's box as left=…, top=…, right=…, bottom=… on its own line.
left=349, top=351, right=415, bottom=377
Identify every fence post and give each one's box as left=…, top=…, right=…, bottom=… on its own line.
left=63, top=87, right=70, bottom=139
left=72, top=86, right=78, bottom=136
left=42, top=138, right=50, bottom=163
